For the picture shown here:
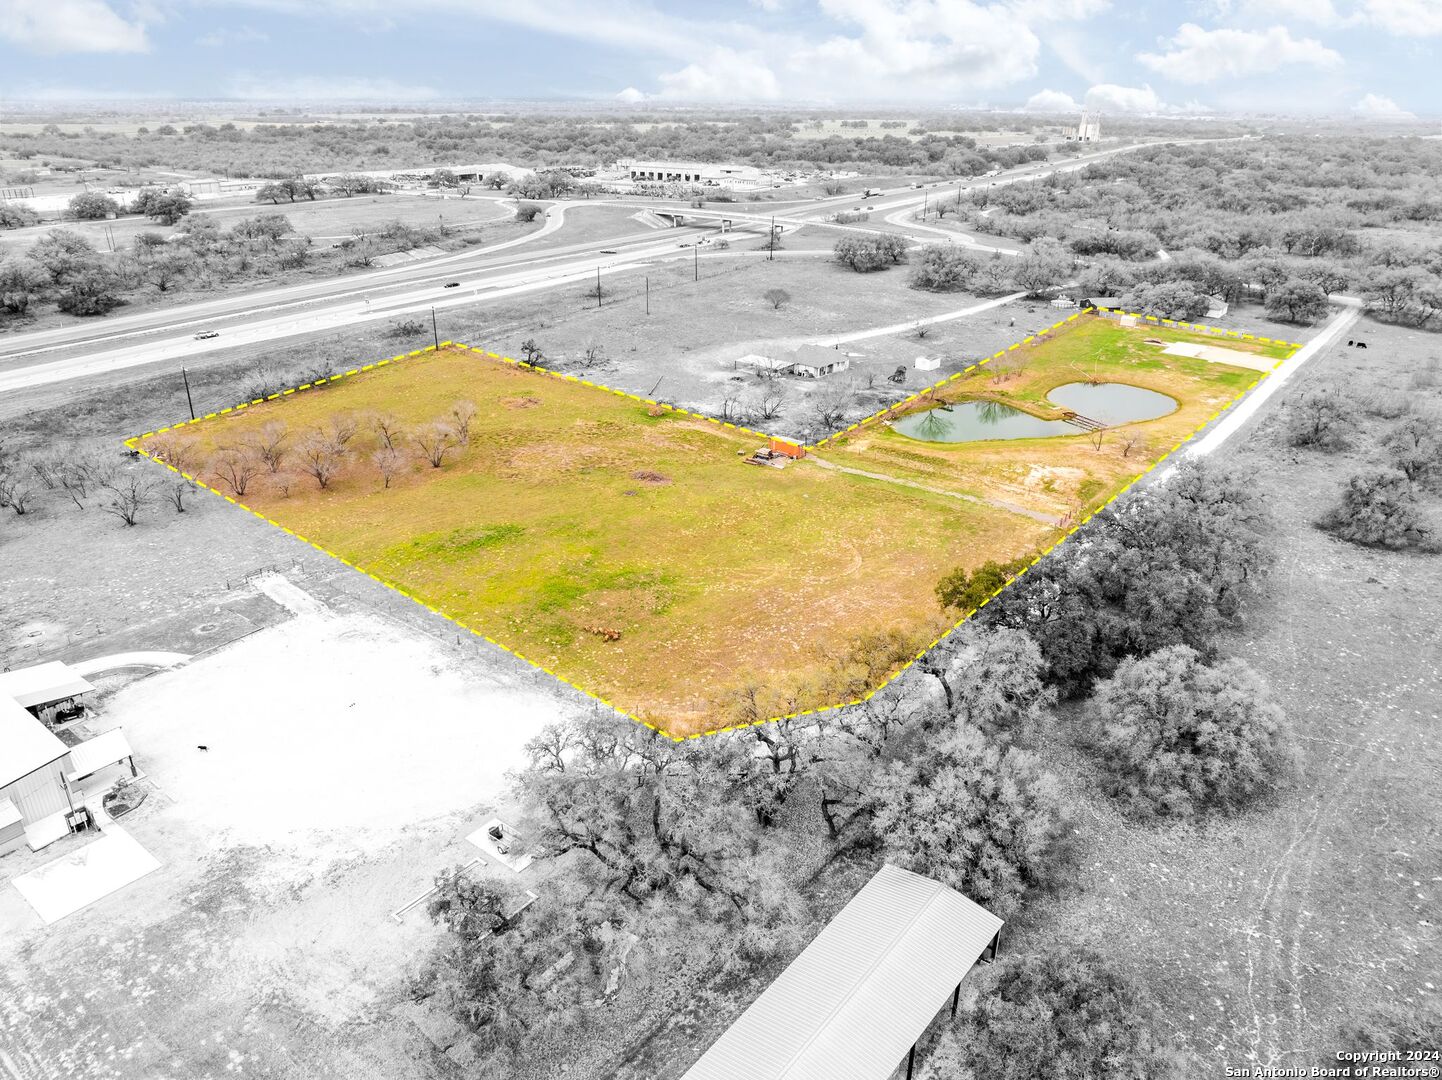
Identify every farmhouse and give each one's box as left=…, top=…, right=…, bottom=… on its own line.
left=681, top=864, right=1002, bottom=1080
left=733, top=346, right=850, bottom=378
left=789, top=343, right=851, bottom=378
left=0, top=663, right=138, bottom=855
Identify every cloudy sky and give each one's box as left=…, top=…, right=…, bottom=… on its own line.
left=0, top=0, right=1435, bottom=116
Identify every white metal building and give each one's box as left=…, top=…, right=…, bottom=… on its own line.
left=0, top=696, right=72, bottom=854
left=622, top=160, right=764, bottom=187
left=681, top=863, right=1002, bottom=1080
left=0, top=662, right=137, bottom=855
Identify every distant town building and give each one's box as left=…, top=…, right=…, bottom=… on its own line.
left=621, top=160, right=764, bottom=187
left=301, top=163, right=527, bottom=186
left=1069, top=110, right=1102, bottom=143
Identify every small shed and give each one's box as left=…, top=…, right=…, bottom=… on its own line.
left=768, top=438, right=806, bottom=460
left=914, top=355, right=941, bottom=371
left=0, top=661, right=96, bottom=726
left=681, top=863, right=1002, bottom=1080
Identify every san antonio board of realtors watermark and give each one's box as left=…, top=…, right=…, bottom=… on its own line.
left=1225, top=1051, right=1440, bottom=1077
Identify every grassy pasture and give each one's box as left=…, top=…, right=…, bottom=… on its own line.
left=821, top=317, right=1292, bottom=521
left=138, top=347, right=1052, bottom=734
left=133, top=316, right=1291, bottom=735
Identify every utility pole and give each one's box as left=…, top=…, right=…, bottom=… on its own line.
left=596, top=266, right=602, bottom=308
left=645, top=276, right=649, bottom=315
left=769, top=216, right=775, bottom=261
left=694, top=244, right=698, bottom=282
left=181, top=366, right=195, bottom=420
left=431, top=306, right=439, bottom=349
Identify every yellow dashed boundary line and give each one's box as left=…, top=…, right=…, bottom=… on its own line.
left=126, top=312, right=1299, bottom=741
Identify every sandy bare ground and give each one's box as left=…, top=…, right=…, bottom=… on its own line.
left=0, top=578, right=576, bottom=1080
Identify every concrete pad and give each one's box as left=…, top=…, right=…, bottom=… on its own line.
left=12, top=826, right=160, bottom=924
left=71, top=651, right=190, bottom=676
left=1162, top=341, right=1274, bottom=372
left=99, top=598, right=575, bottom=861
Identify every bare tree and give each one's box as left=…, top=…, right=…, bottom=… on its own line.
left=297, top=438, right=343, bottom=489
left=373, top=446, right=406, bottom=488
left=1120, top=430, right=1148, bottom=459
left=28, top=457, right=61, bottom=490
left=211, top=448, right=262, bottom=496
left=164, top=476, right=194, bottom=512
left=519, top=338, right=543, bottom=364
left=1089, top=428, right=1106, bottom=452
left=244, top=421, right=288, bottom=473
left=719, top=392, right=750, bottom=425
left=913, top=322, right=931, bottom=339
left=448, top=400, right=477, bottom=445
left=56, top=452, right=113, bottom=508
left=577, top=342, right=605, bottom=368
left=322, top=414, right=358, bottom=452
left=372, top=412, right=405, bottom=450
left=753, top=384, right=787, bottom=420
left=147, top=436, right=196, bottom=476
left=98, top=474, right=160, bottom=526
left=811, top=380, right=859, bottom=433
left=0, top=471, right=36, bottom=515
left=763, top=288, right=791, bottom=310
left=415, top=425, right=455, bottom=468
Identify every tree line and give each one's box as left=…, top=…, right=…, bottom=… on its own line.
left=958, top=137, right=1442, bottom=327
left=403, top=458, right=1306, bottom=1077
left=2, top=113, right=1076, bottom=185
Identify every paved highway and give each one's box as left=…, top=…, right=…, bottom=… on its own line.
left=0, top=140, right=1178, bottom=396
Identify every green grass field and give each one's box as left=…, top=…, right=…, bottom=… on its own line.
left=133, top=315, right=1292, bottom=735
left=820, top=316, right=1291, bottom=522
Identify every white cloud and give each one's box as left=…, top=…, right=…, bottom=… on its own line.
left=226, top=75, right=441, bottom=102
left=1085, top=83, right=1165, bottom=113
left=614, top=86, right=647, bottom=103
left=1208, top=0, right=1442, bottom=35
left=1205, top=0, right=1343, bottom=23
left=1138, top=23, right=1342, bottom=84
left=1360, top=0, right=1442, bottom=34
left=657, top=46, right=781, bottom=100
left=1009, top=0, right=1111, bottom=19
left=791, top=0, right=1043, bottom=95
left=0, top=0, right=147, bottom=53
left=1353, top=91, right=1415, bottom=118
left=1024, top=88, right=1081, bottom=112
left=196, top=26, right=268, bottom=47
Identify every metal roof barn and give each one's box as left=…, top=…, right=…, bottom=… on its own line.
left=681, top=863, right=1002, bottom=1080
left=0, top=696, right=69, bottom=790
